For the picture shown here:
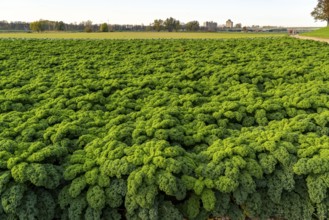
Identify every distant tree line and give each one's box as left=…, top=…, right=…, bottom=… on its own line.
left=0, top=19, right=289, bottom=33
left=151, top=18, right=202, bottom=32
left=0, top=18, right=205, bottom=33
left=28, top=20, right=103, bottom=32
left=0, top=21, right=30, bottom=31
left=0, top=20, right=112, bottom=32
left=151, top=17, right=182, bottom=32
left=0, top=17, right=301, bottom=33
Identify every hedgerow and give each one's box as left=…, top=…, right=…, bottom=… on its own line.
left=1, top=38, right=329, bottom=219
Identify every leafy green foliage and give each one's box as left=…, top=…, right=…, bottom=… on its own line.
left=1, top=38, right=329, bottom=219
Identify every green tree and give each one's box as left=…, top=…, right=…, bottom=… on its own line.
left=30, top=21, right=44, bottom=32
left=311, top=0, right=329, bottom=26
left=84, top=20, right=93, bottom=33
left=99, top=23, right=109, bottom=32
left=55, top=21, right=65, bottom=31
left=185, top=21, right=200, bottom=32
left=164, top=17, right=180, bottom=32
left=153, top=19, right=164, bottom=32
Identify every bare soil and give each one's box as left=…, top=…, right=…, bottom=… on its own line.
left=292, top=35, right=329, bottom=43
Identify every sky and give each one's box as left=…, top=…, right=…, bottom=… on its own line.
left=0, top=0, right=327, bottom=27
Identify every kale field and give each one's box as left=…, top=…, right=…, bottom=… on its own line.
left=1, top=38, right=329, bottom=219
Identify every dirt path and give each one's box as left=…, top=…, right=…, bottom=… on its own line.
left=292, top=35, right=329, bottom=43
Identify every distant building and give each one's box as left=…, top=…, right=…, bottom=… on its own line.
left=203, top=21, right=218, bottom=31
left=235, top=23, right=242, bottom=28
left=226, top=19, right=233, bottom=28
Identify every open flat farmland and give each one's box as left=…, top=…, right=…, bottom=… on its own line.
left=0, top=31, right=285, bottom=39
left=1, top=38, right=329, bottom=219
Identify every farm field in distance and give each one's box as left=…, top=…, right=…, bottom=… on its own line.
left=0, top=31, right=286, bottom=39
left=2, top=37, right=329, bottom=219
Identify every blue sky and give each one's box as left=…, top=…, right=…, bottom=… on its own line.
left=0, top=0, right=326, bottom=27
